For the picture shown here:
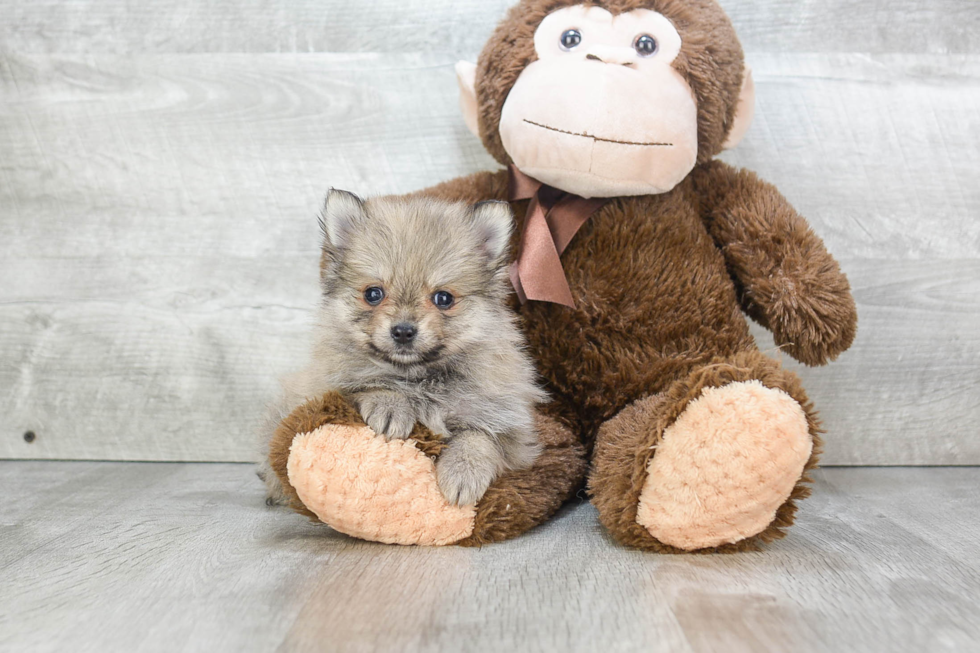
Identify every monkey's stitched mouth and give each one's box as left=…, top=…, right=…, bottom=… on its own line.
left=523, top=119, right=673, bottom=147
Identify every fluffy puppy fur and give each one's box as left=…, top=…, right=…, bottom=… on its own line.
left=260, top=191, right=545, bottom=506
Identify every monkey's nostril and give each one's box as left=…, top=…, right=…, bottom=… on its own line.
left=390, top=323, right=417, bottom=345
left=586, top=54, right=603, bottom=62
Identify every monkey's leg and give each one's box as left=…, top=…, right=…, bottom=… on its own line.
left=588, top=351, right=821, bottom=552
left=269, top=392, right=587, bottom=546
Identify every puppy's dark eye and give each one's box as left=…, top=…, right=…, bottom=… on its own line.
left=432, top=291, right=454, bottom=309
left=633, top=34, right=658, bottom=57
left=560, top=29, right=582, bottom=51
left=364, top=286, right=385, bottom=306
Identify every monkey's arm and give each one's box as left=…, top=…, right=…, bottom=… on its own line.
left=693, top=160, right=857, bottom=366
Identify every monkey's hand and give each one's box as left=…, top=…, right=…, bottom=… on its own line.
left=749, top=255, right=858, bottom=366
left=695, top=161, right=857, bottom=366
left=352, top=390, right=416, bottom=440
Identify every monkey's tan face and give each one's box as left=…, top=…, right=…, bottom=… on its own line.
left=498, top=6, right=698, bottom=199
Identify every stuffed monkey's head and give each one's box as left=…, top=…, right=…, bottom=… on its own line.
left=457, top=0, right=754, bottom=199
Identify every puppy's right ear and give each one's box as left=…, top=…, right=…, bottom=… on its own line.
left=471, top=200, right=514, bottom=262
left=320, top=189, right=366, bottom=249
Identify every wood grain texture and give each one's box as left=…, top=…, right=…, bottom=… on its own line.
left=1, top=0, right=977, bottom=55
left=0, top=52, right=494, bottom=461
left=1, top=22, right=978, bottom=461
left=3, top=51, right=979, bottom=464
left=0, top=0, right=515, bottom=55
left=724, top=0, right=980, bottom=55
left=1, top=462, right=979, bottom=653
left=726, top=54, right=980, bottom=260
left=752, top=259, right=980, bottom=466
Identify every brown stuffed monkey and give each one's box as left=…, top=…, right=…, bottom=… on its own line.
left=268, top=0, right=857, bottom=552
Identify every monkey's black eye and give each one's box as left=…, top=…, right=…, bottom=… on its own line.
left=364, top=286, right=385, bottom=306
left=560, top=29, right=582, bottom=51
left=633, top=34, right=658, bottom=57
left=432, top=291, right=455, bottom=309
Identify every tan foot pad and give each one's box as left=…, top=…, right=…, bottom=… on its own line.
left=636, top=380, right=812, bottom=550
left=287, top=425, right=475, bottom=546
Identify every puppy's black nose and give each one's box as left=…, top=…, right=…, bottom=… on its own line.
left=390, top=323, right=417, bottom=345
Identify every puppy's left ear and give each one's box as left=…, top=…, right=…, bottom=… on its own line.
left=321, top=189, right=367, bottom=250
left=471, top=200, right=513, bottom=262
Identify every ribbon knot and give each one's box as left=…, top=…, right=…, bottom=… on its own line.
left=508, top=165, right=609, bottom=308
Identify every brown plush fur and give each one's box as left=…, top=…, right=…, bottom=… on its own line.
left=268, top=392, right=587, bottom=545
left=693, top=161, right=858, bottom=365
left=293, top=0, right=856, bottom=551
left=410, top=155, right=854, bottom=551
left=414, top=163, right=856, bottom=439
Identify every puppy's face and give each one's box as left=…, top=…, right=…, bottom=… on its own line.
left=320, top=192, right=513, bottom=368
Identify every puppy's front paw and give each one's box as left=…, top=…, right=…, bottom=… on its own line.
left=436, top=431, right=501, bottom=506
left=355, top=391, right=416, bottom=440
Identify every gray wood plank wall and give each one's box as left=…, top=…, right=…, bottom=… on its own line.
left=2, top=1, right=978, bottom=463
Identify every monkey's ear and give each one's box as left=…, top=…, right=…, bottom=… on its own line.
left=471, top=200, right=513, bottom=262
left=320, top=189, right=366, bottom=249
left=722, top=66, right=756, bottom=150
left=455, top=61, right=480, bottom=139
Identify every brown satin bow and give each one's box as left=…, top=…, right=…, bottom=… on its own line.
left=508, top=165, right=609, bottom=307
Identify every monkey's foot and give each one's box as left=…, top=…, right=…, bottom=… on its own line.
left=289, top=423, right=475, bottom=545
left=590, top=352, right=821, bottom=552
left=636, top=380, right=811, bottom=549
left=269, top=393, right=586, bottom=546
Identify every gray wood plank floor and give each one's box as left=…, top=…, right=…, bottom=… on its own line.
left=1, top=462, right=979, bottom=653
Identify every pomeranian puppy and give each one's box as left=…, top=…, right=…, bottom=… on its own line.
left=260, top=190, right=545, bottom=506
